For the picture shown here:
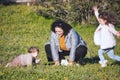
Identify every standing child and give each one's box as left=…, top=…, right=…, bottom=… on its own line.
left=6, top=46, right=40, bottom=67
left=93, top=6, right=120, bottom=67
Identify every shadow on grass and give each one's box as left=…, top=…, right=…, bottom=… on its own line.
left=84, top=56, right=120, bottom=66
left=43, top=56, right=100, bottom=66
left=43, top=62, right=54, bottom=66
left=111, top=61, right=120, bottom=66
left=0, top=2, right=17, bottom=6
left=84, top=56, right=100, bottom=64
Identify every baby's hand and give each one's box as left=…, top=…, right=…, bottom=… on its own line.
left=35, top=59, right=41, bottom=63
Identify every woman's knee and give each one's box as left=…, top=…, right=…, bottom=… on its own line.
left=45, top=44, right=53, bottom=61
left=80, top=45, right=87, bottom=54
left=76, top=45, right=87, bottom=57
left=45, top=44, right=51, bottom=52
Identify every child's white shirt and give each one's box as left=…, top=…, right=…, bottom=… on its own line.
left=94, top=10, right=118, bottom=49
left=97, top=24, right=117, bottom=49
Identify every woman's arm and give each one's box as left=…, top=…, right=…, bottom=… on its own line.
left=69, top=29, right=78, bottom=62
left=50, top=32, right=60, bottom=65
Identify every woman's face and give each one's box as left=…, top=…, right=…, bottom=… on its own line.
left=55, top=27, right=64, bottom=37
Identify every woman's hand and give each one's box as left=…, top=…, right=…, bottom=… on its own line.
left=68, top=61, right=74, bottom=66
left=54, top=60, right=60, bottom=66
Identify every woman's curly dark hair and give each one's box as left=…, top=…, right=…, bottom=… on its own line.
left=99, top=11, right=119, bottom=25
left=51, top=20, right=72, bottom=36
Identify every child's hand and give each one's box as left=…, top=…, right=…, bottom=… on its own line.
left=93, top=5, right=98, bottom=12
left=116, top=31, right=120, bottom=37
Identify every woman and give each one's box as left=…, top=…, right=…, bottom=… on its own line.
left=45, top=20, right=87, bottom=66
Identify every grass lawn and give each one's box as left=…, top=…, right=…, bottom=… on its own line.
left=0, top=4, right=120, bottom=80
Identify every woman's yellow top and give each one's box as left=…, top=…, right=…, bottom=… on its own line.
left=59, top=35, right=67, bottom=50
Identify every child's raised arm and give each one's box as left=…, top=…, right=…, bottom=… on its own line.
left=93, top=6, right=100, bottom=23
left=93, top=6, right=98, bottom=12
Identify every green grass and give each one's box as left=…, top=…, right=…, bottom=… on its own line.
left=0, top=4, right=120, bottom=80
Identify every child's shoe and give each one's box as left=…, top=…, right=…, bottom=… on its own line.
left=99, top=60, right=108, bottom=67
